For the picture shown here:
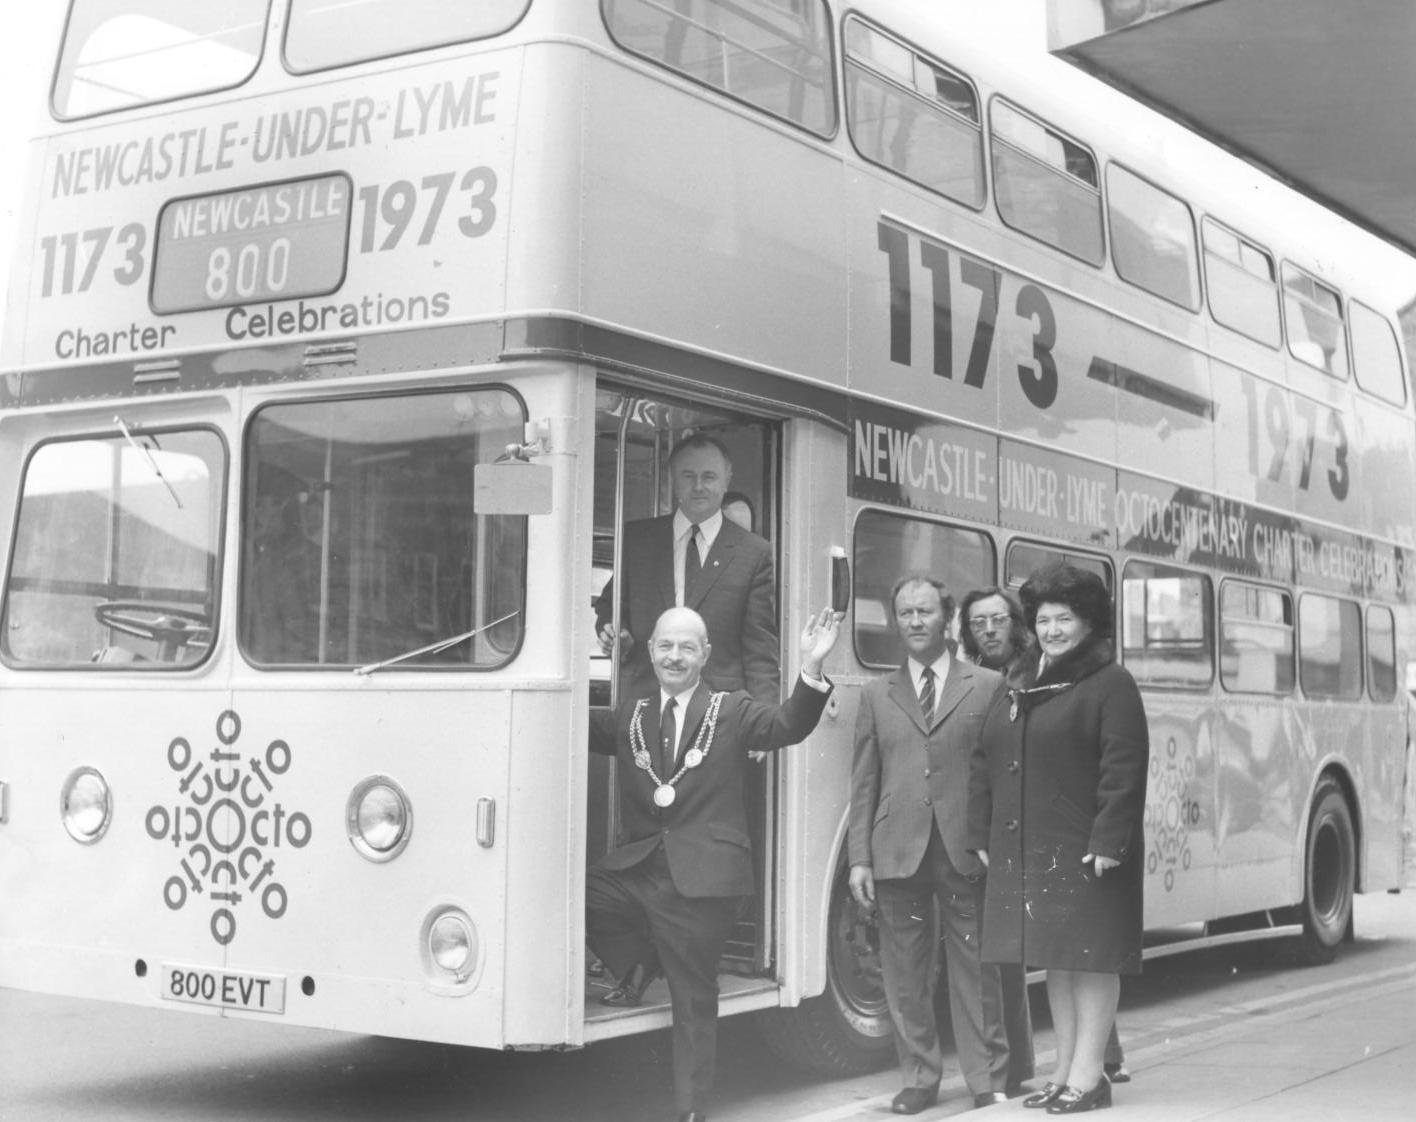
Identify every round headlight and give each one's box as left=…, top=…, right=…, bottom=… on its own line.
left=346, top=775, right=412, bottom=861
left=61, top=767, right=112, bottom=844
left=427, top=908, right=478, bottom=980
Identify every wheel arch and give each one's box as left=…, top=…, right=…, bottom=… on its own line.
left=1303, top=760, right=1363, bottom=893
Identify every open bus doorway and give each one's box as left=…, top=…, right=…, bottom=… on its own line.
left=587, top=385, right=781, bottom=999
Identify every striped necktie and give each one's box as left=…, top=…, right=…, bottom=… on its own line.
left=919, top=666, right=936, bottom=724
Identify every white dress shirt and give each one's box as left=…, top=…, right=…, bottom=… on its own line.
left=906, top=649, right=952, bottom=716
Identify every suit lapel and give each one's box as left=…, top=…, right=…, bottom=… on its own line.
left=686, top=521, right=738, bottom=609
left=930, top=661, right=972, bottom=731
left=887, top=666, right=930, bottom=736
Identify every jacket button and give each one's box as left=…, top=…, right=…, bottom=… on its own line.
left=1005, top=819, right=1018, bottom=832
left=923, top=797, right=933, bottom=807
left=1007, top=761, right=1020, bottom=774
left=923, top=767, right=931, bottom=778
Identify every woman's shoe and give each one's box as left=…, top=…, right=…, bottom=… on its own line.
left=1103, top=1062, right=1130, bottom=1084
left=1046, top=1079, right=1113, bottom=1114
left=1023, top=1083, right=1065, bottom=1108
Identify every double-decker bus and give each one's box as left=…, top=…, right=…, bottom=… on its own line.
left=1, top=0, right=1410, bottom=1075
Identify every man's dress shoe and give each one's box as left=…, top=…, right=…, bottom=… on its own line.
left=891, top=1085, right=939, bottom=1114
left=599, top=962, right=660, bottom=1007
left=974, top=1091, right=1008, bottom=1108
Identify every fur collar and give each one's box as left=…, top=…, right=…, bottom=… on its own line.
left=1003, top=635, right=1115, bottom=716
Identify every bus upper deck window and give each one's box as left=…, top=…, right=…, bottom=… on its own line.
left=1202, top=217, right=1280, bottom=348
left=1282, top=264, right=1349, bottom=380
left=2, top=429, right=225, bottom=669
left=1108, top=163, right=1200, bottom=311
left=284, top=0, right=531, bottom=73
left=53, top=0, right=271, bottom=120
left=843, top=17, right=985, bottom=210
left=990, top=99, right=1104, bottom=266
left=1349, top=299, right=1406, bottom=406
left=603, top=0, right=837, bottom=137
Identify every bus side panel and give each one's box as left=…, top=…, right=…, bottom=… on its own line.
left=1138, top=696, right=1218, bottom=928
left=503, top=44, right=585, bottom=319
left=502, top=685, right=586, bottom=1046
left=1212, top=696, right=1298, bottom=917
left=1349, top=704, right=1406, bottom=892
left=578, top=54, right=848, bottom=392
left=1351, top=396, right=1416, bottom=549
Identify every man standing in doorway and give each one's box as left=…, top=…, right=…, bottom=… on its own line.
left=848, top=574, right=1013, bottom=1113
left=596, top=434, right=778, bottom=703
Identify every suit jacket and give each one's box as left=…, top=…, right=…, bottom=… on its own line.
left=591, top=676, right=829, bottom=897
left=595, top=514, right=780, bottom=702
left=848, top=657, right=1001, bottom=880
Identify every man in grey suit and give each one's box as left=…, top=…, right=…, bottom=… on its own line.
left=848, top=574, right=1012, bottom=1114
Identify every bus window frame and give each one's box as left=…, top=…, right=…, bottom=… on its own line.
left=51, top=0, right=274, bottom=122
left=238, top=383, right=530, bottom=672
left=1218, top=578, right=1295, bottom=696
left=1119, top=558, right=1215, bottom=691
left=841, top=14, right=986, bottom=212
left=849, top=506, right=997, bottom=671
left=1281, top=260, right=1350, bottom=380
left=281, top=0, right=532, bottom=76
left=1297, top=590, right=1363, bottom=701
left=600, top=0, right=839, bottom=140
left=1365, top=602, right=1398, bottom=703
left=987, top=95, right=1105, bottom=267
left=1003, top=540, right=1114, bottom=595
left=1105, top=161, right=1202, bottom=313
left=1200, top=215, right=1281, bottom=349
left=0, top=423, right=229, bottom=673
left=1347, top=297, right=1408, bottom=407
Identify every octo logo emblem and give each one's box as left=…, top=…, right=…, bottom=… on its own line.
left=146, top=709, right=311, bottom=946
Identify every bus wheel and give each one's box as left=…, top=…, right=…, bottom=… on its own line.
left=1293, top=778, right=1355, bottom=965
left=755, top=866, right=893, bottom=1076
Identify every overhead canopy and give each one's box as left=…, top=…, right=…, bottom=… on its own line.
left=1049, top=0, right=1416, bottom=260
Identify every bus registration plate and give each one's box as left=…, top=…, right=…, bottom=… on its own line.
left=160, top=964, right=286, bottom=1014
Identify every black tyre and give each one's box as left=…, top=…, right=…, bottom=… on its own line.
left=1293, top=778, right=1355, bottom=965
left=755, top=866, right=894, bottom=1075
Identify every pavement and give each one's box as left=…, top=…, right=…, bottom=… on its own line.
left=780, top=917, right=1416, bottom=1122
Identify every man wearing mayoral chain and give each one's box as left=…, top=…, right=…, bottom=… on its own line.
left=587, top=604, right=841, bottom=1122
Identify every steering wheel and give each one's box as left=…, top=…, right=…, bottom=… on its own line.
left=94, top=601, right=213, bottom=659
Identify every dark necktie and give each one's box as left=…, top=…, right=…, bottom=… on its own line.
left=684, top=524, right=702, bottom=598
left=661, top=698, right=677, bottom=776
left=919, top=666, right=936, bottom=724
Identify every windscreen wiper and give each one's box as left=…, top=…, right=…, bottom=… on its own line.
left=114, top=415, right=183, bottom=509
left=353, top=610, right=520, bottom=676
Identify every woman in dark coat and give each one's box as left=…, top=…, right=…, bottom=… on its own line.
left=968, top=563, right=1148, bottom=1114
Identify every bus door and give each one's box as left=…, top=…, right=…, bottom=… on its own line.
left=590, top=385, right=780, bottom=976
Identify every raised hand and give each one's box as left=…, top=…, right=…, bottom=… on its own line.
left=799, top=606, right=843, bottom=676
